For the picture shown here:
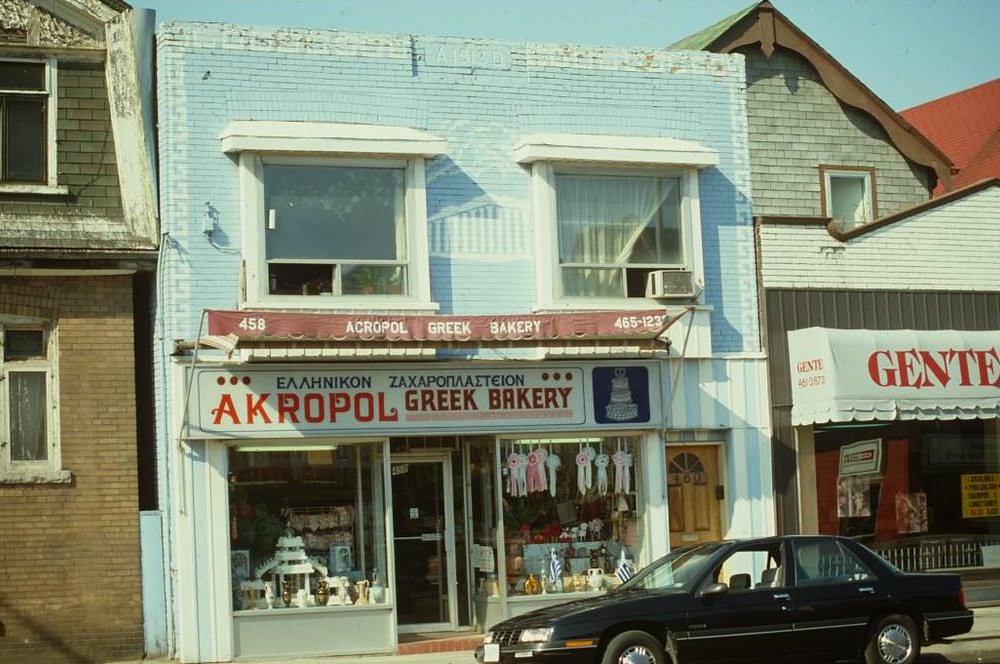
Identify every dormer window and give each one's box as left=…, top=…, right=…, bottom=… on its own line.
left=0, top=58, right=63, bottom=193
left=821, top=166, right=876, bottom=232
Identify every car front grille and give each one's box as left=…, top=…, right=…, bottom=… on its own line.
left=492, top=629, right=521, bottom=646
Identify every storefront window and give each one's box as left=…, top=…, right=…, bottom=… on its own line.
left=499, top=436, right=642, bottom=596
left=809, top=421, right=1000, bottom=570
left=227, top=442, right=388, bottom=611
left=469, top=439, right=499, bottom=605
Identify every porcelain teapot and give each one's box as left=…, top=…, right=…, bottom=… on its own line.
left=587, top=567, right=605, bottom=592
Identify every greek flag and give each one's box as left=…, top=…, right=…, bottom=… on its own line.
left=616, top=549, right=633, bottom=582
left=549, top=549, right=562, bottom=582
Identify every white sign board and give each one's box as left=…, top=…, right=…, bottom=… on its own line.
left=188, top=362, right=660, bottom=438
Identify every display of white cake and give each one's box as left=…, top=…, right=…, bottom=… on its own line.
left=605, top=368, right=639, bottom=421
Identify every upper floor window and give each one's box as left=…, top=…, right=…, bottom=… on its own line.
left=516, top=133, right=718, bottom=309
left=1, top=323, right=67, bottom=483
left=222, top=121, right=445, bottom=310
left=556, top=170, right=683, bottom=297
left=0, top=58, right=59, bottom=191
left=821, top=166, right=876, bottom=232
left=263, top=162, right=407, bottom=297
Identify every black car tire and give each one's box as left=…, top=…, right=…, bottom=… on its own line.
left=864, top=614, right=921, bottom=664
left=601, top=630, right=666, bottom=664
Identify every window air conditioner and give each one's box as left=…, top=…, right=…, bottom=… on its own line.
left=645, top=269, right=694, bottom=298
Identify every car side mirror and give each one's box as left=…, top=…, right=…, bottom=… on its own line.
left=698, top=582, right=729, bottom=598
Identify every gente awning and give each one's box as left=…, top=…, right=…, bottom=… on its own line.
left=787, top=327, right=1000, bottom=425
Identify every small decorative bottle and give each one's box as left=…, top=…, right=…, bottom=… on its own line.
left=370, top=568, right=386, bottom=604
left=315, top=579, right=330, bottom=606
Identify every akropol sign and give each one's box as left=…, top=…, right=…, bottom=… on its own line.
left=187, top=362, right=660, bottom=437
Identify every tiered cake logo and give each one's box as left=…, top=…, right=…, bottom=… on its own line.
left=605, top=367, right=639, bottom=421
left=592, top=366, right=650, bottom=424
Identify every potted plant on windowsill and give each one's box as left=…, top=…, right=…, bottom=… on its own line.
left=347, top=267, right=401, bottom=295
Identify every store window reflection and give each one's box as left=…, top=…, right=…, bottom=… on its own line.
left=810, top=420, right=1000, bottom=571
left=499, top=436, right=642, bottom=596
left=227, top=442, right=388, bottom=611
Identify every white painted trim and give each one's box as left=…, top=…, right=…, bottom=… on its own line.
left=641, top=430, right=669, bottom=563
left=823, top=168, right=873, bottom=230
left=0, top=268, right=139, bottom=276
left=220, top=120, right=447, bottom=157
left=39, top=0, right=117, bottom=38
left=0, top=322, right=62, bottom=481
left=514, top=133, right=719, bottom=168
left=0, top=183, right=69, bottom=196
left=46, top=57, right=59, bottom=187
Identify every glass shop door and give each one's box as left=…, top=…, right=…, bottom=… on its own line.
left=392, top=454, right=457, bottom=632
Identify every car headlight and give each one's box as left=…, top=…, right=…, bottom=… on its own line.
left=519, top=627, right=554, bottom=643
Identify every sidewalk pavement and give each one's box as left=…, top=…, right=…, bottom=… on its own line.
left=119, top=604, right=1000, bottom=664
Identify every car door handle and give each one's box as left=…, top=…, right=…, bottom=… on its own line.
left=858, top=586, right=875, bottom=594
left=773, top=593, right=791, bottom=600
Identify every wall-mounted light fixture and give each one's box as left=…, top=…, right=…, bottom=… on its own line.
left=203, top=201, right=221, bottom=237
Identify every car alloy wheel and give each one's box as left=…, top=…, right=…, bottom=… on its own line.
left=865, top=614, right=920, bottom=664
left=601, top=630, right=666, bottom=664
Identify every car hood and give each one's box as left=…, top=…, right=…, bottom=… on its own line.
left=488, top=588, right=685, bottom=631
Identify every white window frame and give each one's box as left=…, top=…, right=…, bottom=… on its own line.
left=0, top=56, right=67, bottom=195
left=821, top=166, right=875, bottom=232
left=223, top=121, right=443, bottom=311
left=0, top=320, right=68, bottom=483
left=516, top=133, right=717, bottom=311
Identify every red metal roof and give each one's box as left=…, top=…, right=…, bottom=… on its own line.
left=902, top=77, right=1000, bottom=194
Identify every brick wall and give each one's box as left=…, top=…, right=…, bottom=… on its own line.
left=0, top=275, right=143, bottom=664
left=155, top=25, right=757, bottom=356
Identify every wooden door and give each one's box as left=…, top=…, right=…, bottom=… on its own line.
left=667, top=445, right=722, bottom=548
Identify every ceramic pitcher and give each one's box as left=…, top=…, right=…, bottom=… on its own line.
left=587, top=568, right=605, bottom=591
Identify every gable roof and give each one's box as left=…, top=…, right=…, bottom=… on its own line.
left=901, top=77, right=1000, bottom=194
left=671, top=0, right=955, bottom=191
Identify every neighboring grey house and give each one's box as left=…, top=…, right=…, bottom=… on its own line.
left=0, top=1, right=158, bottom=662
left=677, top=0, right=1000, bottom=591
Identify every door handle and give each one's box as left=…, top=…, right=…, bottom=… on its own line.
left=773, top=593, right=791, bottom=600
left=858, top=586, right=875, bottom=594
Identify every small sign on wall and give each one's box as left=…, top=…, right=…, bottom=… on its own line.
left=961, top=473, right=1000, bottom=518
left=839, top=439, right=882, bottom=477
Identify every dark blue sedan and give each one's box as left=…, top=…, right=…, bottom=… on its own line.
left=475, top=535, right=974, bottom=664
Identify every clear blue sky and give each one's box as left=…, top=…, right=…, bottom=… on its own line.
left=134, top=0, right=1000, bottom=110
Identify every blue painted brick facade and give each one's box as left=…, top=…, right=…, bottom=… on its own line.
left=156, top=23, right=754, bottom=353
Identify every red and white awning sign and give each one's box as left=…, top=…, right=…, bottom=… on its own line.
left=206, top=308, right=685, bottom=342
left=788, top=327, right=1000, bottom=425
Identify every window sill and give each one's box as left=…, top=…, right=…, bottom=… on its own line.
left=0, top=468, right=72, bottom=484
left=0, top=183, right=70, bottom=197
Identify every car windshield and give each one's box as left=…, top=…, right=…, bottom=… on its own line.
left=618, top=541, right=728, bottom=592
